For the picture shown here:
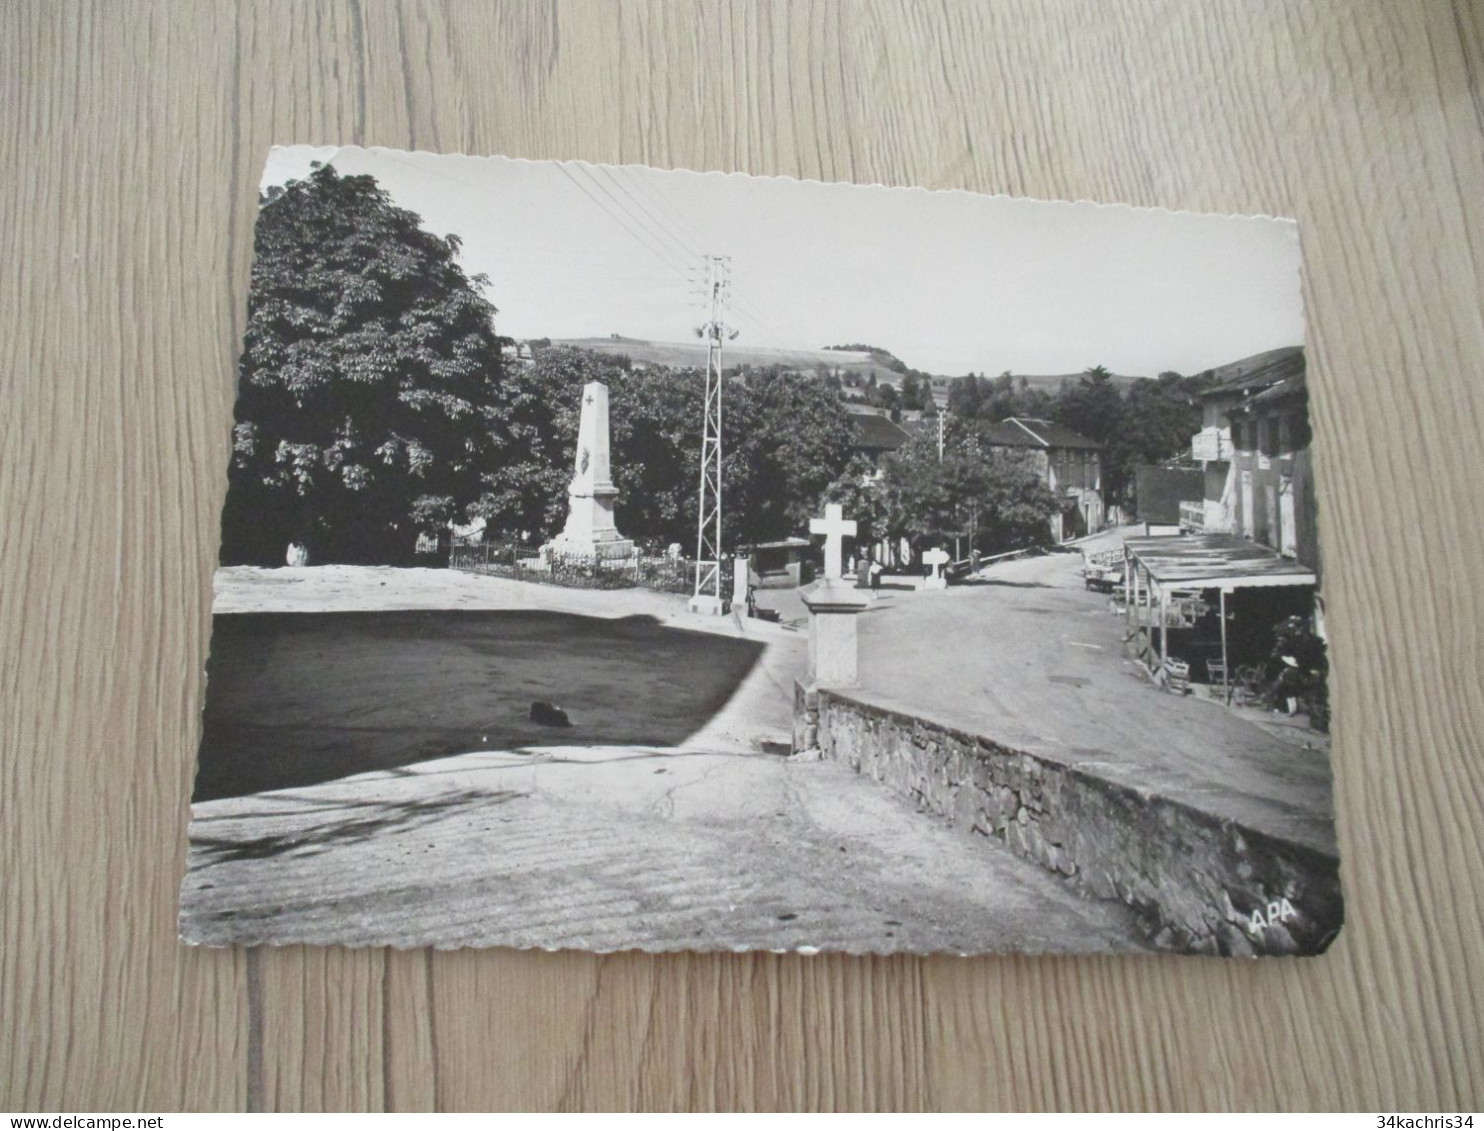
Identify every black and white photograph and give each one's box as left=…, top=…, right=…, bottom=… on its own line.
left=181, top=146, right=1340, bottom=957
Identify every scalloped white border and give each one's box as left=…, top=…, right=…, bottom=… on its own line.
left=268, top=143, right=1300, bottom=228
left=195, top=145, right=1306, bottom=958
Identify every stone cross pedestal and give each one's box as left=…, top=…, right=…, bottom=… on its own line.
left=803, top=500, right=867, bottom=682
left=545, top=382, right=634, bottom=561
left=922, top=546, right=950, bottom=590
left=802, top=580, right=869, bottom=686
left=794, top=504, right=869, bottom=755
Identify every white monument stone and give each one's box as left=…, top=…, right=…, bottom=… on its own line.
left=544, top=382, right=634, bottom=562
left=922, top=546, right=950, bottom=590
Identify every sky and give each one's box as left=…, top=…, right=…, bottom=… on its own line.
left=259, top=146, right=1304, bottom=378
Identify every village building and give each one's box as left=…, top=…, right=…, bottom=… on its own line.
left=981, top=417, right=1104, bottom=542
left=1226, top=368, right=1319, bottom=571
left=847, top=408, right=913, bottom=472
left=1180, top=345, right=1305, bottom=542
left=1125, top=347, right=1324, bottom=716
left=743, top=537, right=814, bottom=589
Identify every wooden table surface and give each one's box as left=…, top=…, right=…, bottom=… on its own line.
left=4, top=0, right=1482, bottom=1112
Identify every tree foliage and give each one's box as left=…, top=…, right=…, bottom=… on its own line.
left=223, top=164, right=523, bottom=564
left=820, top=457, right=892, bottom=548
left=942, top=363, right=1218, bottom=508
left=882, top=423, right=1058, bottom=554
left=222, top=158, right=854, bottom=566
left=820, top=419, right=1059, bottom=563
left=222, top=166, right=1219, bottom=568
left=487, top=349, right=856, bottom=551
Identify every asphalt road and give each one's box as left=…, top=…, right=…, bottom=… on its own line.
left=853, top=546, right=1337, bottom=856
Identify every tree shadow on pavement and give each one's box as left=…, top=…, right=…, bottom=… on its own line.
left=190, top=788, right=525, bottom=865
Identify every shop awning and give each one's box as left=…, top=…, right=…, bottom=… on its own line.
left=1125, top=533, right=1316, bottom=594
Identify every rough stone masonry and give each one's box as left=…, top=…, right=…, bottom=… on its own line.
left=812, top=690, right=1343, bottom=956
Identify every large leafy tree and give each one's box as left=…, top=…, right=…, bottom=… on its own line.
left=1049, top=366, right=1217, bottom=508
left=1118, top=371, right=1213, bottom=464
left=819, top=456, right=891, bottom=548
left=1050, top=364, right=1127, bottom=499
left=222, top=164, right=520, bottom=564
left=947, top=373, right=985, bottom=416
left=729, top=367, right=855, bottom=544
left=1054, top=365, right=1123, bottom=443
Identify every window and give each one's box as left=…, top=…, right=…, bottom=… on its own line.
left=1289, top=411, right=1311, bottom=451
left=1260, top=415, right=1280, bottom=459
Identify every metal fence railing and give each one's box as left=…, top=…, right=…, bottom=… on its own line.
left=448, top=541, right=733, bottom=597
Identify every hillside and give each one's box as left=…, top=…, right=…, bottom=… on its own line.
left=1192, top=345, right=1304, bottom=384
left=548, top=336, right=1290, bottom=397
left=551, top=337, right=901, bottom=382
left=995, top=371, right=1145, bottom=393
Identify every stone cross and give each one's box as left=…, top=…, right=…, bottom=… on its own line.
left=809, top=503, right=857, bottom=581
left=922, top=546, right=950, bottom=590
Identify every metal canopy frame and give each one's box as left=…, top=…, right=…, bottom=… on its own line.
left=1122, top=534, right=1318, bottom=700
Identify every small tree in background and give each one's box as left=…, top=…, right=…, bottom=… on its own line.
left=819, top=456, right=892, bottom=551
left=876, top=423, right=1058, bottom=562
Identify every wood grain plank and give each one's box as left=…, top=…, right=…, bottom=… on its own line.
left=3, top=0, right=1483, bottom=1112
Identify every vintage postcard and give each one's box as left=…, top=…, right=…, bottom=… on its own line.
left=182, top=147, right=1340, bottom=955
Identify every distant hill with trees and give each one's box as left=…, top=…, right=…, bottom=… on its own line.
left=221, top=163, right=1294, bottom=564
left=553, top=337, right=897, bottom=383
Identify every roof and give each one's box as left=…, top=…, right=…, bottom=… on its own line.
left=1204, top=347, right=1306, bottom=397
left=1125, top=533, right=1317, bottom=592
left=980, top=421, right=1039, bottom=448
left=851, top=413, right=913, bottom=450
left=748, top=537, right=811, bottom=550
left=1237, top=367, right=1308, bottom=410
left=983, top=418, right=1102, bottom=451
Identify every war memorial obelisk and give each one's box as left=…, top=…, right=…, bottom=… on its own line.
left=545, top=381, right=634, bottom=562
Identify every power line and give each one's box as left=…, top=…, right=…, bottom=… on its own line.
left=594, top=165, right=706, bottom=270
left=372, top=152, right=835, bottom=376
left=554, top=163, right=697, bottom=284
left=635, top=171, right=721, bottom=260
left=567, top=164, right=833, bottom=373
left=571, top=164, right=696, bottom=278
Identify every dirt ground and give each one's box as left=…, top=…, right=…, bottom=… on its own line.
left=183, top=565, right=1147, bottom=953
left=182, top=742, right=1145, bottom=954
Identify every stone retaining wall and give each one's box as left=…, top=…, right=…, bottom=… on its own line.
left=808, top=686, right=1342, bottom=956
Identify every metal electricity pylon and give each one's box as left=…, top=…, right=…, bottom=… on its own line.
left=688, top=255, right=734, bottom=615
